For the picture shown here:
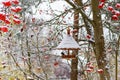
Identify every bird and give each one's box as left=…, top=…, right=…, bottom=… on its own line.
left=61, top=52, right=65, bottom=56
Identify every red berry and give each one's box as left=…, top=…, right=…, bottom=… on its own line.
left=98, top=2, right=104, bottom=9
left=112, top=15, right=119, bottom=20
left=54, top=62, right=59, bottom=66
left=88, top=65, right=94, bottom=69
left=71, top=29, right=78, bottom=33
left=0, top=26, right=8, bottom=32
left=11, top=6, right=22, bottom=13
left=13, top=15, right=19, bottom=18
left=86, top=68, right=93, bottom=72
left=11, top=7, right=17, bottom=12
left=86, top=34, right=91, bottom=39
left=13, top=18, right=21, bottom=24
left=97, top=69, right=103, bottom=74
left=99, top=0, right=105, bottom=2
left=12, top=0, right=19, bottom=5
left=112, top=10, right=116, bottom=14
left=4, top=19, right=10, bottom=24
left=16, top=6, right=22, bottom=12
left=0, top=12, right=6, bottom=21
left=107, top=6, right=114, bottom=11
left=44, top=55, right=49, bottom=60
left=2, top=0, right=11, bottom=7
left=32, top=18, right=35, bottom=22
left=115, top=11, right=120, bottom=16
left=115, top=3, right=120, bottom=9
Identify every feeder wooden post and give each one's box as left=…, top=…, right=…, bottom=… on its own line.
left=70, top=7, right=79, bottom=80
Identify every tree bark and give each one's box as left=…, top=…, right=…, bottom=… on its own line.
left=91, top=0, right=110, bottom=80
left=70, top=10, right=79, bottom=80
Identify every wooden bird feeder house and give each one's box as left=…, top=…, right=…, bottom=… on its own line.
left=56, top=27, right=80, bottom=59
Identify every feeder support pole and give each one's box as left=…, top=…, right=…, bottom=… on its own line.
left=70, top=5, right=79, bottom=80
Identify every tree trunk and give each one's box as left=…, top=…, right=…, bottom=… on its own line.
left=71, top=54, right=78, bottom=80
left=91, top=0, right=110, bottom=80
left=70, top=11, right=79, bottom=80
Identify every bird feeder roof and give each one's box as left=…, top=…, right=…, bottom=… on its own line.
left=56, top=35, right=80, bottom=50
